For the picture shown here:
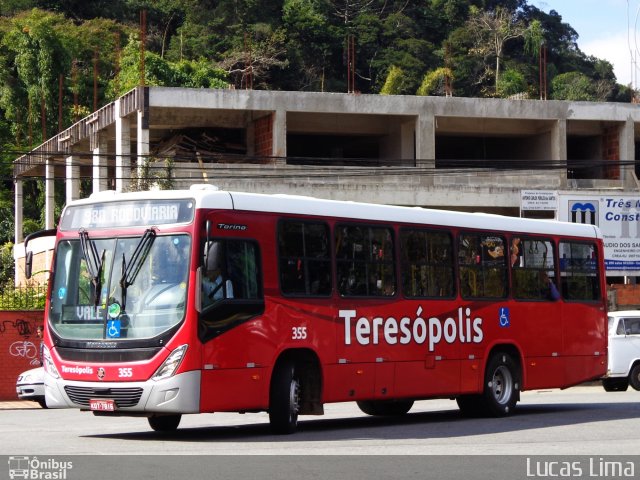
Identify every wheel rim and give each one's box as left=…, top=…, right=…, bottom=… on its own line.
left=288, top=376, right=301, bottom=423
left=491, top=365, right=513, bottom=405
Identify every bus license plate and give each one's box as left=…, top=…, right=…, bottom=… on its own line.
left=89, top=399, right=115, bottom=411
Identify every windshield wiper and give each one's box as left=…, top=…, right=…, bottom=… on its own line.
left=79, top=229, right=105, bottom=306
left=119, top=228, right=157, bottom=312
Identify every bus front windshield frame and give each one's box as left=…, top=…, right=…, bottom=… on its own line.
left=48, top=232, right=191, bottom=341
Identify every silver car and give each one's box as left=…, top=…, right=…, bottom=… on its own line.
left=16, top=367, right=46, bottom=408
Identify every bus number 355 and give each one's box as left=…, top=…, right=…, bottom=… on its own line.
left=292, top=327, right=307, bottom=340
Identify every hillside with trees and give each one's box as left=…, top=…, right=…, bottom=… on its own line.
left=0, top=0, right=634, bottom=290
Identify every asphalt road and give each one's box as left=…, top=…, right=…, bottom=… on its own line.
left=1, top=386, right=639, bottom=480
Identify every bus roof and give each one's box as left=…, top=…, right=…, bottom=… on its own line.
left=71, top=186, right=601, bottom=239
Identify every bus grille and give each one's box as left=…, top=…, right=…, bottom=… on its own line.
left=64, top=386, right=144, bottom=408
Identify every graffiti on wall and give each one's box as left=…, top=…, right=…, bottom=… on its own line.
left=0, top=318, right=35, bottom=337
left=2, top=317, right=40, bottom=366
left=9, top=341, right=40, bottom=366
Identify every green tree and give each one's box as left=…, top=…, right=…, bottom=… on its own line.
left=218, top=23, right=289, bottom=89
left=551, top=71, right=597, bottom=101
left=380, top=65, right=404, bottom=95
left=282, top=0, right=334, bottom=91
left=107, top=34, right=229, bottom=98
left=416, top=67, right=453, bottom=96
left=496, top=67, right=526, bottom=97
left=0, top=242, right=14, bottom=287
left=466, top=5, right=526, bottom=93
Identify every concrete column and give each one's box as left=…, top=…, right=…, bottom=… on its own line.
left=66, top=154, right=80, bottom=202
left=620, top=118, right=636, bottom=187
left=551, top=119, right=568, bottom=188
left=400, top=119, right=416, bottom=164
left=14, top=178, right=23, bottom=286
left=415, top=115, right=435, bottom=187
left=45, top=158, right=55, bottom=229
left=137, top=109, right=150, bottom=185
left=14, top=178, right=23, bottom=244
left=92, top=133, right=109, bottom=194
left=245, top=120, right=255, bottom=156
left=115, top=99, right=131, bottom=192
left=272, top=109, right=286, bottom=162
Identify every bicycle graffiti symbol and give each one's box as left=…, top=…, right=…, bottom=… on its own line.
left=9, top=340, right=40, bottom=366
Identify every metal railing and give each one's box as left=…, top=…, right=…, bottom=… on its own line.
left=0, top=284, right=47, bottom=311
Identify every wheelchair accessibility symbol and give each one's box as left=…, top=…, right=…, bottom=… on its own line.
left=499, top=307, right=510, bottom=328
left=107, top=320, right=121, bottom=338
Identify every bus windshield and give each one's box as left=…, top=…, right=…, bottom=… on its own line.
left=49, top=233, right=191, bottom=340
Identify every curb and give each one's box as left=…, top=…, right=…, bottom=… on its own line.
left=0, top=401, right=43, bottom=410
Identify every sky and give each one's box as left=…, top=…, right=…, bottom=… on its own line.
left=534, top=0, right=638, bottom=87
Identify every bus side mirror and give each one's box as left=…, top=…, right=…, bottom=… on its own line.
left=23, top=228, right=57, bottom=280
left=195, top=266, right=203, bottom=313
left=25, top=251, right=33, bottom=279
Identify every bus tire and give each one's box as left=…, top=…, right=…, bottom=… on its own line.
left=356, top=399, right=414, bottom=416
left=602, top=377, right=629, bottom=392
left=148, top=414, right=181, bottom=432
left=269, top=360, right=301, bottom=434
left=482, top=352, right=520, bottom=417
left=629, top=364, right=640, bottom=391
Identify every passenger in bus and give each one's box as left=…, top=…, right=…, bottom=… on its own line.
left=539, top=271, right=560, bottom=301
left=510, top=238, right=522, bottom=267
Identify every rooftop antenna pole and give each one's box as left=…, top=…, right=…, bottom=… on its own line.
left=114, top=32, right=121, bottom=97
left=72, top=59, right=79, bottom=123
left=58, top=74, right=63, bottom=133
left=140, top=9, right=146, bottom=86
left=93, top=48, right=99, bottom=111
left=347, top=34, right=355, bottom=93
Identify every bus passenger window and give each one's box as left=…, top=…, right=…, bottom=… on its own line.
left=400, top=229, right=454, bottom=298
left=201, top=239, right=262, bottom=307
left=458, top=233, right=507, bottom=299
left=199, top=238, right=264, bottom=342
left=558, top=241, right=600, bottom=301
left=511, top=238, right=558, bottom=301
left=278, top=220, right=331, bottom=296
left=336, top=224, right=395, bottom=297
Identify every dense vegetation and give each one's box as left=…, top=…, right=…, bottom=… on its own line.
left=0, top=0, right=634, bottom=288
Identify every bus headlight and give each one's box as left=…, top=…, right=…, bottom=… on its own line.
left=42, top=345, right=60, bottom=379
left=152, top=345, right=188, bottom=381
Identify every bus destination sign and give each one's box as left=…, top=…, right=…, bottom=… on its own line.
left=60, top=199, right=195, bottom=230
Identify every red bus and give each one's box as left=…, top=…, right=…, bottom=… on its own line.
left=28, top=185, right=607, bottom=433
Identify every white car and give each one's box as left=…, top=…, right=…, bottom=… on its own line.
left=602, top=311, right=640, bottom=392
left=16, top=367, right=46, bottom=408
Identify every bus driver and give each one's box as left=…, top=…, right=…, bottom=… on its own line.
left=202, top=242, right=234, bottom=304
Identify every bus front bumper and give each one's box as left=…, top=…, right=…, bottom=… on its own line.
left=44, top=370, right=201, bottom=414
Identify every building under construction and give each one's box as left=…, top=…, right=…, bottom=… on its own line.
left=12, top=86, right=640, bottom=294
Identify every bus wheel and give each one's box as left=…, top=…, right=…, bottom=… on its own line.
left=602, top=377, right=629, bottom=392
left=356, top=400, right=414, bottom=416
left=482, top=352, right=520, bottom=417
left=148, top=414, right=181, bottom=432
left=629, top=364, right=640, bottom=391
left=269, top=361, right=301, bottom=434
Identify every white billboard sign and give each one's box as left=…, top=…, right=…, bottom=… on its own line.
left=520, top=190, right=558, bottom=211
left=558, top=194, right=640, bottom=276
